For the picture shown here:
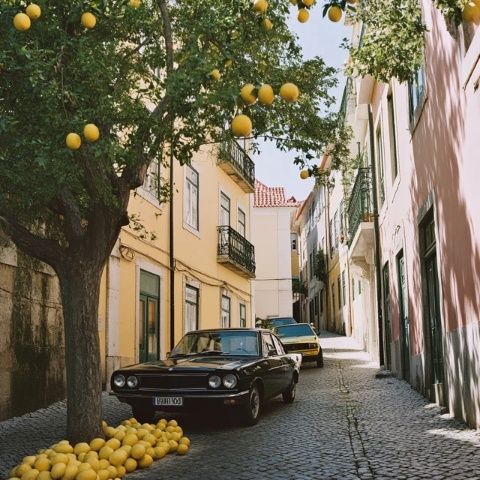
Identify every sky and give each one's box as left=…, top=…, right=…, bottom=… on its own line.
left=252, top=6, right=350, bottom=202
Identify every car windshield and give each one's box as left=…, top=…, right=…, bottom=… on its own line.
left=271, top=318, right=296, bottom=327
left=274, top=324, right=314, bottom=338
left=170, top=331, right=259, bottom=357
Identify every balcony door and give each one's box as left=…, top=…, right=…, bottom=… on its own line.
left=139, top=270, right=160, bottom=363
left=220, top=192, right=230, bottom=227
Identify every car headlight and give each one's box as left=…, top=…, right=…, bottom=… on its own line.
left=113, top=374, right=125, bottom=388
left=208, top=375, right=222, bottom=389
left=126, top=375, right=139, bottom=388
left=310, top=343, right=318, bottom=349
left=222, top=374, right=238, bottom=389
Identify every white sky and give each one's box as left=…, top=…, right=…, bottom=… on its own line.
left=253, top=6, right=350, bottom=202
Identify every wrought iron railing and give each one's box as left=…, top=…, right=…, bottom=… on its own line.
left=347, top=167, right=373, bottom=244
left=218, top=140, right=255, bottom=190
left=217, top=226, right=256, bottom=276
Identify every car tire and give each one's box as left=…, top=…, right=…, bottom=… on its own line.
left=282, top=380, right=296, bottom=404
left=131, top=405, right=156, bottom=424
left=316, top=350, right=324, bottom=368
left=240, top=384, right=261, bottom=426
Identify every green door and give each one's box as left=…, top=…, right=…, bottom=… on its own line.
left=397, top=251, right=410, bottom=381
left=139, top=270, right=160, bottom=363
left=382, top=263, right=392, bottom=370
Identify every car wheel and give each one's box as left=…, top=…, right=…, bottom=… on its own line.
left=131, top=405, right=156, bottom=424
left=316, top=350, right=324, bottom=368
left=282, top=380, right=296, bottom=404
left=241, top=384, right=261, bottom=426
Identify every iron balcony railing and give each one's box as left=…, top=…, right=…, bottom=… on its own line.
left=347, top=167, right=374, bottom=244
left=217, top=226, right=256, bottom=277
left=218, top=140, right=255, bottom=193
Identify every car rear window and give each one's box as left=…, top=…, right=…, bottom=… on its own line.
left=274, top=324, right=314, bottom=338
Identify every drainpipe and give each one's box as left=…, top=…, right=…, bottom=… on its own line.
left=368, top=104, right=385, bottom=367
left=169, top=150, right=175, bottom=351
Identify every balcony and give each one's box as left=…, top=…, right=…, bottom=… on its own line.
left=217, top=226, right=256, bottom=278
left=348, top=168, right=375, bottom=272
left=218, top=140, right=255, bottom=193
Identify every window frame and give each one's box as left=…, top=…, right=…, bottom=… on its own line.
left=221, top=294, right=231, bottom=328
left=237, top=207, right=246, bottom=237
left=239, top=303, right=247, bottom=328
left=184, top=165, right=199, bottom=232
left=220, top=191, right=231, bottom=227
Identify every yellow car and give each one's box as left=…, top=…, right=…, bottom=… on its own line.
left=273, top=323, right=324, bottom=368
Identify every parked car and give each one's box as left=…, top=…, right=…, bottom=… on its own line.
left=255, top=316, right=297, bottom=330
left=110, top=328, right=302, bottom=426
left=273, top=323, right=324, bottom=368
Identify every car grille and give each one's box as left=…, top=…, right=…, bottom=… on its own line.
left=284, top=343, right=317, bottom=352
left=139, top=374, right=208, bottom=390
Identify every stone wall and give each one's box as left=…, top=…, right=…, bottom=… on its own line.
left=0, top=232, right=65, bottom=421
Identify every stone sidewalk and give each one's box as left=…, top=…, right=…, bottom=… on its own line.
left=1, top=333, right=479, bottom=479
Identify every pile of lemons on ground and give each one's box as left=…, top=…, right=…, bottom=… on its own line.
left=231, top=82, right=300, bottom=138
left=7, top=418, right=190, bottom=480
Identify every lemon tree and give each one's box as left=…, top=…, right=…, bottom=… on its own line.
left=0, top=0, right=347, bottom=443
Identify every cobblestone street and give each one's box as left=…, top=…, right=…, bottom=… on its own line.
left=1, top=333, right=479, bottom=480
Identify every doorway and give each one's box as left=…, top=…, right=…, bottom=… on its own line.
left=397, top=250, right=410, bottom=381
left=382, top=262, right=392, bottom=370
left=139, top=270, right=160, bottom=363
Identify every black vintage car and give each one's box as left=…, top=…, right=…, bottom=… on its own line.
left=110, top=328, right=302, bottom=426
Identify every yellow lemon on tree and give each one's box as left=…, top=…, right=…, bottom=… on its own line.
left=290, top=0, right=298, bottom=4
left=13, top=13, right=31, bottom=31
left=209, top=69, right=221, bottom=81
left=128, top=0, right=141, bottom=8
left=328, top=5, right=343, bottom=22
left=231, top=115, right=253, bottom=138
left=303, top=0, right=315, bottom=5
left=297, top=8, right=309, bottom=23
left=463, top=2, right=480, bottom=22
left=240, top=84, right=257, bottom=105
left=300, top=170, right=310, bottom=180
left=81, top=12, right=96, bottom=29
left=26, top=4, right=41, bottom=20
left=262, top=18, right=273, bottom=30
left=258, top=84, right=275, bottom=106
left=177, top=444, right=189, bottom=455
left=280, top=82, right=300, bottom=102
left=83, top=123, right=100, bottom=142
left=253, top=0, right=268, bottom=14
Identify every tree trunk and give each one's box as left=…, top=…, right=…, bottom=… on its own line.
left=57, top=258, right=104, bottom=443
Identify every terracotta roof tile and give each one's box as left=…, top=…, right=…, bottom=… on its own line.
left=254, top=180, right=301, bottom=208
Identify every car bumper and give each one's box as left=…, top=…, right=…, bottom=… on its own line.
left=111, top=390, right=250, bottom=410
left=285, top=348, right=320, bottom=361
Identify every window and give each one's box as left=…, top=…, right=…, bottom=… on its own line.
left=331, top=283, right=336, bottom=314
left=309, top=252, right=314, bottom=280
left=339, top=200, right=344, bottom=238
left=333, top=211, right=339, bottom=249
left=220, top=192, right=230, bottom=226
left=358, top=280, right=362, bottom=295
left=342, top=271, right=346, bottom=307
left=239, top=303, right=247, bottom=328
left=272, top=335, right=285, bottom=355
left=144, top=158, right=161, bottom=199
left=221, top=295, right=231, bottom=328
left=237, top=208, right=246, bottom=237
left=185, top=166, right=199, bottom=231
left=262, top=333, right=276, bottom=356
left=139, top=270, right=160, bottom=362
left=320, top=289, right=324, bottom=313
left=338, top=276, right=342, bottom=309
left=329, top=219, right=334, bottom=256
left=352, top=278, right=355, bottom=301
left=376, top=125, right=385, bottom=205
left=184, top=285, right=199, bottom=333
left=408, top=66, right=426, bottom=124
left=291, top=233, right=297, bottom=251
left=387, top=90, right=399, bottom=181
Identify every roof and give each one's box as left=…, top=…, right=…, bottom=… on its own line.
left=254, top=180, right=302, bottom=208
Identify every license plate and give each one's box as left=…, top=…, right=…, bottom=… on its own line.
left=153, top=396, right=183, bottom=407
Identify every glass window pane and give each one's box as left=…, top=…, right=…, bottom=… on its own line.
left=140, top=270, right=159, bottom=297
left=147, top=299, right=158, bottom=361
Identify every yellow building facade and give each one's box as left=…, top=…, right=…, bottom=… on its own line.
left=98, top=141, right=256, bottom=384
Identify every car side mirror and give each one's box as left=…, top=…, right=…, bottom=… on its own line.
left=268, top=348, right=277, bottom=357
left=310, top=323, right=316, bottom=331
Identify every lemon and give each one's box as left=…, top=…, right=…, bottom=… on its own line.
left=75, top=470, right=97, bottom=480
left=85, top=457, right=100, bottom=472
left=280, top=82, right=300, bottom=102
left=26, top=4, right=41, bottom=20
left=253, top=0, right=268, bottom=13
left=22, top=457, right=36, bottom=466
left=109, top=450, right=127, bottom=467
left=50, top=454, right=69, bottom=466
left=81, top=12, right=96, bottom=29
left=97, top=470, right=109, bottom=480
left=130, top=444, right=146, bottom=460
left=297, top=8, right=309, bottom=23
left=54, top=443, right=73, bottom=454
left=104, top=426, right=116, bottom=437
left=128, top=0, right=141, bottom=8
left=262, top=18, right=273, bottom=30
left=124, top=458, right=137, bottom=473
left=13, top=13, right=31, bottom=31
left=89, top=438, right=105, bottom=452
left=136, top=428, right=149, bottom=439
left=258, top=84, right=275, bottom=105
left=177, top=443, right=189, bottom=455
left=21, top=469, right=39, bottom=480
left=142, top=433, right=157, bottom=446
left=153, top=446, right=167, bottom=459
left=224, top=59, right=233, bottom=68
left=165, top=426, right=176, bottom=433
left=16, top=465, right=32, bottom=477
left=117, top=466, right=126, bottom=477
left=167, top=440, right=178, bottom=453
left=290, top=0, right=298, bottom=4
left=179, top=436, right=191, bottom=446
left=138, top=455, right=153, bottom=469
left=300, top=170, right=310, bottom=179
left=122, top=434, right=138, bottom=446
left=37, top=472, right=52, bottom=480
left=98, top=446, right=114, bottom=461
left=62, top=465, right=78, bottom=480
left=231, top=114, right=252, bottom=138
left=33, top=458, right=50, bottom=472
left=50, top=463, right=66, bottom=480
left=152, top=429, right=163, bottom=439
left=73, top=443, right=90, bottom=456
left=66, top=132, right=82, bottom=150
left=303, top=0, right=315, bottom=5
left=240, top=84, right=257, bottom=105
left=209, top=69, right=221, bottom=81
left=83, top=123, right=100, bottom=142
left=327, top=5, right=342, bottom=22
left=114, top=431, right=125, bottom=442
left=463, top=2, right=480, bottom=22
left=106, top=466, right=117, bottom=478
left=105, top=438, right=121, bottom=450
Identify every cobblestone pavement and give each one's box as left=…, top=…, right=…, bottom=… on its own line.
left=1, top=332, right=480, bottom=480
